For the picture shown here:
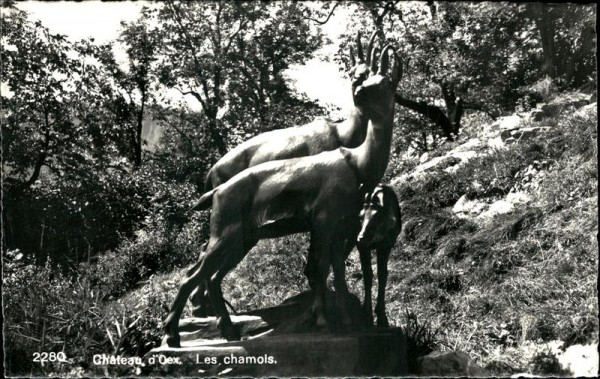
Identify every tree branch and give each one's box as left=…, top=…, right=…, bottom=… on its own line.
left=224, top=12, right=251, bottom=55
left=376, top=1, right=399, bottom=26
left=395, top=93, right=454, bottom=139
left=160, top=115, right=197, bottom=149
left=303, top=2, right=340, bottom=25
left=235, top=42, right=265, bottom=105
left=174, top=86, right=208, bottom=111
left=166, top=0, right=213, bottom=112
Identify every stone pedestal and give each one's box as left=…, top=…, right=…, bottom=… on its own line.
left=144, top=323, right=407, bottom=376
left=143, top=290, right=408, bottom=376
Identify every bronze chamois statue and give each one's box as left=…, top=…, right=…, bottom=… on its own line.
left=356, top=184, right=402, bottom=328
left=202, top=31, right=379, bottom=192
left=164, top=45, right=401, bottom=346
left=303, top=183, right=402, bottom=328
left=188, top=31, right=386, bottom=318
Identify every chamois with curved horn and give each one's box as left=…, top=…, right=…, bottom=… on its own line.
left=356, top=184, right=402, bottom=328
left=189, top=31, right=380, bottom=317
left=164, top=46, right=402, bottom=346
left=201, top=31, right=379, bottom=192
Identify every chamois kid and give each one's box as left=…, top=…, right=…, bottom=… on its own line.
left=356, top=184, right=402, bottom=327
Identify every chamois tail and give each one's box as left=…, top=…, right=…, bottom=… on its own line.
left=190, top=188, right=217, bottom=212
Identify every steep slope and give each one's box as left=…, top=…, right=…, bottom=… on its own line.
left=376, top=93, right=598, bottom=375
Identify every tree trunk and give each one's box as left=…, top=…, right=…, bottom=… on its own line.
left=132, top=89, right=149, bottom=168
left=427, top=0, right=437, bottom=21
left=134, top=109, right=144, bottom=167
left=205, top=108, right=227, bottom=155
left=441, top=82, right=464, bottom=136
left=527, top=3, right=556, bottom=79
left=25, top=109, right=51, bottom=188
left=449, top=98, right=464, bottom=135
left=25, top=151, right=48, bottom=188
left=395, top=94, right=455, bottom=140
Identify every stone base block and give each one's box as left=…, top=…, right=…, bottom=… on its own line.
left=144, top=327, right=408, bottom=377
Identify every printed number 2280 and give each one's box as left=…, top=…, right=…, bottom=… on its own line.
left=33, top=352, right=68, bottom=366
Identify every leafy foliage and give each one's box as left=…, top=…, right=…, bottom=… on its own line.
left=335, top=2, right=596, bottom=153
left=2, top=9, right=129, bottom=187
left=144, top=1, right=324, bottom=153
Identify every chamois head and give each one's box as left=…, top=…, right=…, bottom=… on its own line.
left=357, top=185, right=396, bottom=249
left=353, top=45, right=402, bottom=120
left=349, top=31, right=378, bottom=104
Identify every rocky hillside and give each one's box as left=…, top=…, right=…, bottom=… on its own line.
left=111, top=90, right=597, bottom=377
left=379, top=91, right=598, bottom=376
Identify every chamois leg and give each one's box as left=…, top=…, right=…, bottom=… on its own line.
left=190, top=280, right=210, bottom=317
left=303, top=243, right=318, bottom=291
left=359, top=246, right=374, bottom=327
left=375, top=247, right=391, bottom=328
left=313, top=259, right=328, bottom=329
left=331, top=236, right=352, bottom=330
left=164, top=239, right=223, bottom=348
left=308, top=229, right=331, bottom=329
left=190, top=243, right=212, bottom=317
left=206, top=236, right=256, bottom=341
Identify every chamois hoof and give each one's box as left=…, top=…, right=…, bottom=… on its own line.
left=377, top=314, right=389, bottom=329
left=222, top=326, right=241, bottom=341
left=219, top=319, right=241, bottom=341
left=335, top=315, right=352, bottom=334
left=315, top=313, right=327, bottom=328
left=191, top=310, right=207, bottom=318
left=375, top=309, right=390, bottom=328
left=191, top=307, right=209, bottom=318
left=364, top=312, right=375, bottom=328
left=164, top=334, right=181, bottom=348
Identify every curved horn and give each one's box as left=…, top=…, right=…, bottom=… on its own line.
left=365, top=30, right=377, bottom=65
left=355, top=31, right=364, bottom=63
left=391, top=50, right=403, bottom=86
left=370, top=46, right=380, bottom=74
left=378, top=45, right=393, bottom=76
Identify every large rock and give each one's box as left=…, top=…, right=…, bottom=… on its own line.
left=452, top=195, right=487, bottom=217
left=506, top=191, right=531, bottom=205
left=501, top=127, right=553, bottom=143
left=491, top=115, right=522, bottom=131
left=500, top=129, right=514, bottom=141
left=488, top=136, right=507, bottom=149
left=477, top=192, right=530, bottom=220
left=454, top=138, right=485, bottom=152
left=540, top=92, right=589, bottom=117
left=478, top=199, right=514, bottom=219
left=413, top=151, right=479, bottom=176
left=417, top=350, right=486, bottom=376
left=574, top=102, right=597, bottom=118
left=180, top=290, right=369, bottom=339
left=512, top=126, right=552, bottom=140
left=556, top=343, right=599, bottom=377
left=527, top=109, right=545, bottom=122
